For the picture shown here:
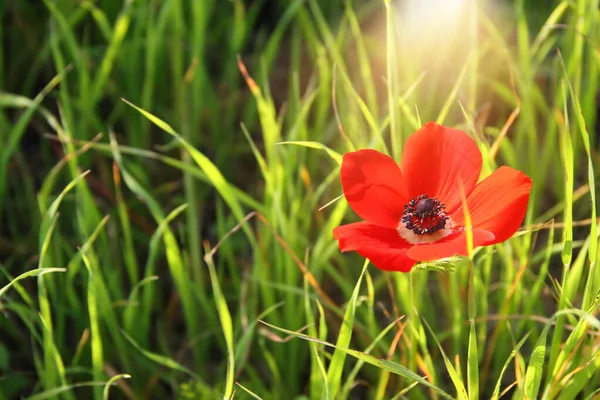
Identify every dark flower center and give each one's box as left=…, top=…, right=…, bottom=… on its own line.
left=401, top=194, right=448, bottom=235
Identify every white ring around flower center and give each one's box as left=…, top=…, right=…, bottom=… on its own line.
left=397, top=217, right=456, bottom=245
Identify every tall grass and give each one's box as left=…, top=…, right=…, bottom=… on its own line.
left=1, top=0, right=599, bottom=398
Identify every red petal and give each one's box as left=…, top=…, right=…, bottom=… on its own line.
left=452, top=166, right=532, bottom=244
left=340, top=149, right=409, bottom=228
left=406, top=228, right=495, bottom=261
left=333, top=222, right=415, bottom=272
left=400, top=122, right=482, bottom=214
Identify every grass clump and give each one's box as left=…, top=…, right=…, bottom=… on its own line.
left=1, top=0, right=599, bottom=399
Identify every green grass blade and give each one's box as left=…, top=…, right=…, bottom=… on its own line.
left=128, top=203, right=188, bottom=339
left=523, top=325, right=550, bottom=399
left=260, top=320, right=454, bottom=399
left=90, top=0, right=133, bottom=104
left=80, top=1, right=113, bottom=40
left=241, top=122, right=270, bottom=182
left=326, top=259, right=369, bottom=397
left=25, top=382, right=108, bottom=400
left=549, top=80, right=575, bottom=376
left=558, top=348, right=600, bottom=399
left=0, top=268, right=66, bottom=299
left=335, top=65, right=384, bottom=149
left=314, top=345, right=330, bottom=400
left=78, top=214, right=111, bottom=400
left=561, top=54, right=598, bottom=307
left=422, top=318, right=468, bottom=399
left=65, top=139, right=265, bottom=212
left=344, top=1, right=378, bottom=116
left=121, top=99, right=248, bottom=223
left=39, top=170, right=90, bottom=248
left=490, top=332, right=531, bottom=400
left=435, top=54, right=473, bottom=125
left=109, top=131, right=201, bottom=365
left=236, top=382, right=263, bottom=400
left=0, top=67, right=69, bottom=214
left=121, top=329, right=201, bottom=381
left=275, top=141, right=342, bottom=165
left=80, top=249, right=104, bottom=400
left=102, top=374, right=131, bottom=400
left=384, top=0, right=399, bottom=158
left=340, top=317, right=403, bottom=398
left=37, top=170, right=89, bottom=395
left=204, top=249, right=235, bottom=399
left=467, top=322, right=479, bottom=400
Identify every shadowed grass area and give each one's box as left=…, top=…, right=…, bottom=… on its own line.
left=1, top=0, right=599, bottom=399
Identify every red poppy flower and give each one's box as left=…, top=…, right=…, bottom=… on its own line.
left=333, top=122, right=532, bottom=272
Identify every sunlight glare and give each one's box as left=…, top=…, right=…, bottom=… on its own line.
left=396, top=0, right=471, bottom=52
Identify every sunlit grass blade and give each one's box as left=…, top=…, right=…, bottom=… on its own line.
left=584, top=387, right=600, bottom=400
left=236, top=57, right=280, bottom=167
left=490, top=332, right=531, bottom=400
left=37, top=170, right=89, bottom=395
left=113, top=156, right=139, bottom=286
left=130, top=202, right=188, bottom=340
left=313, top=345, right=330, bottom=400
left=275, top=141, right=342, bottom=165
left=58, top=137, right=265, bottom=212
left=384, top=0, right=399, bottom=158
left=39, top=170, right=90, bottom=247
left=422, top=318, right=468, bottom=400
left=109, top=131, right=201, bottom=365
left=204, top=243, right=235, bottom=400
left=467, top=323, right=479, bottom=400
left=81, top=250, right=103, bottom=400
left=79, top=1, right=112, bottom=40
left=0, top=268, right=66, bottom=299
left=560, top=53, right=598, bottom=307
left=334, top=65, right=384, bottom=149
left=304, top=273, right=327, bottom=400
left=519, top=223, right=555, bottom=336
left=121, top=99, right=249, bottom=223
left=102, top=374, right=131, bottom=400
left=459, top=180, right=478, bottom=400
left=78, top=214, right=111, bottom=400
left=344, top=1, right=378, bottom=116
left=327, top=259, right=369, bottom=397
left=523, top=325, right=550, bottom=399
left=435, top=54, right=473, bottom=125
left=389, top=381, right=420, bottom=400
left=558, top=348, right=600, bottom=399
left=548, top=80, right=574, bottom=376
left=379, top=72, right=426, bottom=134
left=260, top=320, right=454, bottom=399
left=530, top=1, right=569, bottom=58
left=90, top=0, right=133, bottom=104
left=340, top=317, right=403, bottom=398
left=563, top=237, right=590, bottom=303
left=544, top=308, right=600, bottom=398
left=236, top=382, right=263, bottom=400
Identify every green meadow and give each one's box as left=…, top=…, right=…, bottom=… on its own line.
left=1, top=0, right=599, bottom=398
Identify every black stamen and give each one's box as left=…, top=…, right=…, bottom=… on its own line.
left=401, top=194, right=448, bottom=235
